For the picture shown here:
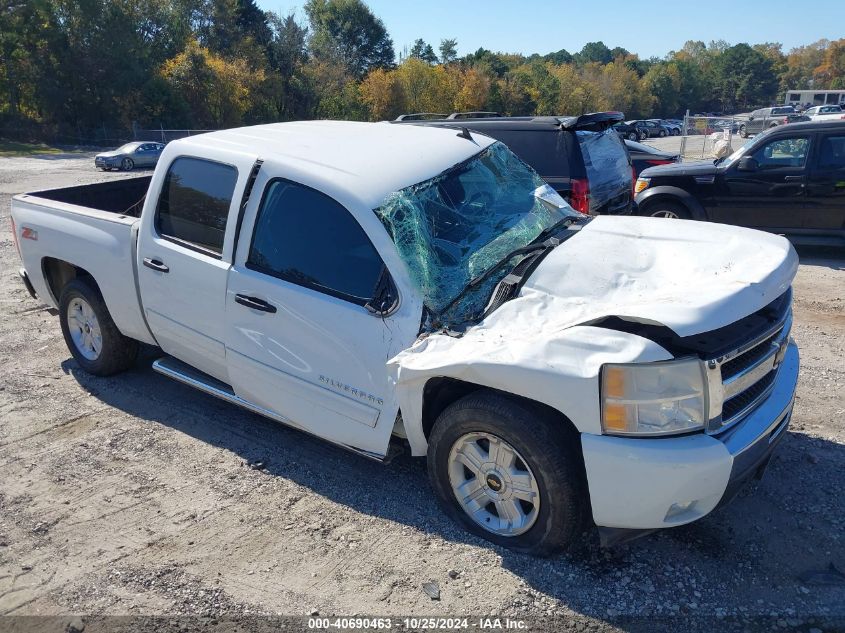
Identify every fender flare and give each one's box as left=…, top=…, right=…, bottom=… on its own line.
left=635, top=186, right=708, bottom=221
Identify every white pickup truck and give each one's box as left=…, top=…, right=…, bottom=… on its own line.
left=804, top=105, right=845, bottom=122
left=11, top=121, right=799, bottom=554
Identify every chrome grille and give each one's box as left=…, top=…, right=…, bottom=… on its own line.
left=705, top=306, right=792, bottom=434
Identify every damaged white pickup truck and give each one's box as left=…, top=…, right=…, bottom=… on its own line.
left=11, top=121, right=799, bottom=554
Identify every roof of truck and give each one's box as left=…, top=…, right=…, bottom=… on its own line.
left=171, top=120, right=496, bottom=208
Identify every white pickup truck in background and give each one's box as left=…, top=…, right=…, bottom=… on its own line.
left=804, top=105, right=845, bottom=121
left=10, top=121, right=799, bottom=554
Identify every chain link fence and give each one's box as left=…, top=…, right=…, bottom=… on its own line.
left=678, top=114, right=748, bottom=161
left=0, top=117, right=216, bottom=148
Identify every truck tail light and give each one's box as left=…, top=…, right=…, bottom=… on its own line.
left=569, top=178, right=590, bottom=214
left=10, top=216, right=21, bottom=258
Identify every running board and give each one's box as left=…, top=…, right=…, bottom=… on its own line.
left=151, top=357, right=387, bottom=462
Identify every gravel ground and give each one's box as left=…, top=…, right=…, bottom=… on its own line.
left=0, top=153, right=843, bottom=632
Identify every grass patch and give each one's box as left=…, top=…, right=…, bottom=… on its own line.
left=0, top=140, right=80, bottom=157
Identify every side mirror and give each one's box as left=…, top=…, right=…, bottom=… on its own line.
left=365, top=268, right=399, bottom=317
left=737, top=156, right=759, bottom=172
left=748, top=116, right=754, bottom=121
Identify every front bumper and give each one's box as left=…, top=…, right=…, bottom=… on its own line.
left=582, top=341, right=798, bottom=537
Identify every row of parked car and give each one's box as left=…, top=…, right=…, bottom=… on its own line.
left=93, top=112, right=844, bottom=246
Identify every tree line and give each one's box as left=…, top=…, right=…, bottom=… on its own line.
left=1, top=0, right=844, bottom=143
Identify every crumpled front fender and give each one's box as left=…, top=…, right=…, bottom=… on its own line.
left=390, top=325, right=672, bottom=456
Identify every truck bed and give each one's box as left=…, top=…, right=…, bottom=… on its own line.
left=11, top=176, right=156, bottom=346
left=31, top=176, right=152, bottom=218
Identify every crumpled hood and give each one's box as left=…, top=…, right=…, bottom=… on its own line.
left=388, top=215, right=797, bottom=448
left=518, top=215, right=796, bottom=337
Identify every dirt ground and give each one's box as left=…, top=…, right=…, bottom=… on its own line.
left=0, top=153, right=843, bottom=632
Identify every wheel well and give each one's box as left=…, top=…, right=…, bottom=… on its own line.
left=42, top=258, right=99, bottom=304
left=421, top=377, right=579, bottom=441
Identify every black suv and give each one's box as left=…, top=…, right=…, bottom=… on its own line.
left=395, top=112, right=634, bottom=215
left=634, top=121, right=845, bottom=245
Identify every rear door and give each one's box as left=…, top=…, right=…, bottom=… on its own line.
left=223, top=174, right=416, bottom=457
left=805, top=132, right=845, bottom=231
left=714, top=133, right=811, bottom=230
left=137, top=155, right=244, bottom=383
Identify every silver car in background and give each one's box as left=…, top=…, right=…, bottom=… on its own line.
left=94, top=142, right=164, bottom=171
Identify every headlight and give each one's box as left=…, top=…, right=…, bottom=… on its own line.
left=634, top=178, right=650, bottom=193
left=601, top=358, right=706, bottom=436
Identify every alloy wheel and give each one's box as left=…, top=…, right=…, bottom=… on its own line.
left=447, top=431, right=541, bottom=537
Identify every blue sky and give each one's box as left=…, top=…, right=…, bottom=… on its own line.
left=256, top=0, right=844, bottom=59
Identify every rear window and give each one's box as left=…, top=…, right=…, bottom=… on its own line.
left=155, top=157, right=238, bottom=256
left=475, top=130, right=567, bottom=178
left=575, top=129, right=632, bottom=211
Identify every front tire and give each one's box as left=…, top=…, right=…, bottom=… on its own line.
left=121, top=157, right=134, bottom=171
left=627, top=132, right=638, bottom=141
left=59, top=278, right=138, bottom=376
left=427, top=391, right=588, bottom=556
left=659, top=129, right=667, bottom=137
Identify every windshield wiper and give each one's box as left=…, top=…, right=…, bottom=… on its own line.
left=434, top=233, right=568, bottom=324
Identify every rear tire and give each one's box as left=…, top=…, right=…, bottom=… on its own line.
left=627, top=132, right=638, bottom=141
left=59, top=278, right=138, bottom=376
left=642, top=200, right=691, bottom=220
left=659, top=129, right=667, bottom=137
left=427, top=390, right=588, bottom=556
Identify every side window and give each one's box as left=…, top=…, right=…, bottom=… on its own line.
left=247, top=180, right=385, bottom=305
left=155, top=157, right=238, bottom=257
left=752, top=137, right=810, bottom=169
left=818, top=136, right=845, bottom=170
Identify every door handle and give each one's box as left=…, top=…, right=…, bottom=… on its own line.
left=235, top=294, right=277, bottom=313
left=783, top=175, right=804, bottom=182
left=143, top=257, right=169, bottom=273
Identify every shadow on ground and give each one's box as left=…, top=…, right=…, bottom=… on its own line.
left=61, top=348, right=845, bottom=627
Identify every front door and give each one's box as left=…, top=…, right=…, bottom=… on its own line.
left=710, top=135, right=811, bottom=230
left=805, top=133, right=845, bottom=231
left=224, top=175, right=418, bottom=457
left=137, top=156, right=241, bottom=383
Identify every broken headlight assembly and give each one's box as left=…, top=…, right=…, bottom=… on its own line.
left=600, top=358, right=707, bottom=436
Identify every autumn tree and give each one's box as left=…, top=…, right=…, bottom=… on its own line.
left=161, top=39, right=264, bottom=127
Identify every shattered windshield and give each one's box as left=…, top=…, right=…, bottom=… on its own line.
left=374, top=142, right=579, bottom=326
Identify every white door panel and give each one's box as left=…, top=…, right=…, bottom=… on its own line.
left=224, top=266, right=408, bottom=457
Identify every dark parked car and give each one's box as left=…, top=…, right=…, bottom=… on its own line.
left=625, top=139, right=680, bottom=176
left=634, top=121, right=845, bottom=245
left=397, top=112, right=634, bottom=215
left=629, top=119, right=669, bottom=138
left=650, top=119, right=681, bottom=136
left=94, top=142, right=164, bottom=171
left=613, top=121, right=645, bottom=141
left=738, top=107, right=809, bottom=138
